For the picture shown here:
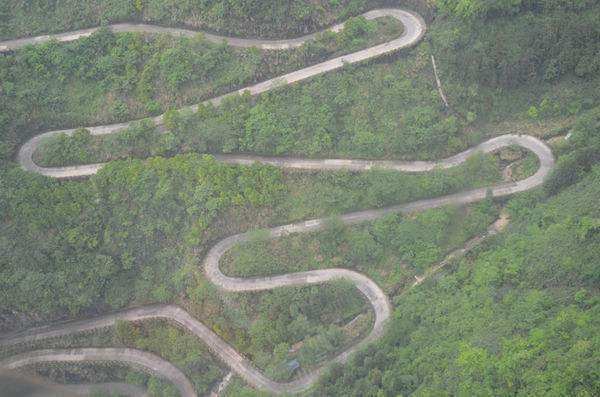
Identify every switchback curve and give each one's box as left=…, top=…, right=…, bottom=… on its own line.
left=14, top=8, right=426, bottom=178
left=1, top=9, right=417, bottom=52
left=0, top=348, right=195, bottom=397
left=0, top=7, right=556, bottom=397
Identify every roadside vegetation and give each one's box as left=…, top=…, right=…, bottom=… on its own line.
left=1, top=0, right=599, bottom=396
left=27, top=0, right=600, bottom=167
left=1, top=321, right=226, bottom=396
left=0, top=151, right=503, bottom=324
left=0, top=14, right=401, bottom=160
left=0, top=0, right=384, bottom=41
left=0, top=283, right=369, bottom=387
left=222, top=202, right=499, bottom=287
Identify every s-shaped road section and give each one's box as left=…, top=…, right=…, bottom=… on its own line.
left=0, top=8, right=555, bottom=397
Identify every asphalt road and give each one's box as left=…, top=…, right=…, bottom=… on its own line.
left=14, top=8, right=426, bottom=179
left=0, top=348, right=194, bottom=397
left=1, top=8, right=556, bottom=397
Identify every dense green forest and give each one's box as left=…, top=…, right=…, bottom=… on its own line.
left=0, top=150, right=503, bottom=320
left=1, top=0, right=599, bottom=396
left=0, top=0, right=385, bottom=40
left=1, top=320, right=227, bottom=395
left=223, top=104, right=600, bottom=395
left=313, top=166, right=600, bottom=397
left=0, top=14, right=401, bottom=160
left=27, top=0, right=600, bottom=166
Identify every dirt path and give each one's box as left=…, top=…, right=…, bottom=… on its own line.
left=1, top=8, right=556, bottom=397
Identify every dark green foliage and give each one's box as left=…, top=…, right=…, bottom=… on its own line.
left=544, top=107, right=600, bottom=194
left=128, top=321, right=224, bottom=394
left=313, top=166, right=600, bottom=396
left=237, top=282, right=366, bottom=380
left=436, top=0, right=597, bottom=20
left=433, top=1, right=600, bottom=88
left=0, top=155, right=285, bottom=318
left=31, top=362, right=156, bottom=395
left=0, top=0, right=372, bottom=40
left=1, top=18, right=400, bottom=161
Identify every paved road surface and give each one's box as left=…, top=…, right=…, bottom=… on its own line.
left=0, top=8, right=555, bottom=397
left=1, top=9, right=416, bottom=52
left=14, top=9, right=426, bottom=179
left=0, top=348, right=194, bottom=397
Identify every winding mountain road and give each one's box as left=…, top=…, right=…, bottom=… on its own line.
left=15, top=8, right=426, bottom=179
left=1, top=8, right=555, bottom=397
left=0, top=348, right=195, bottom=397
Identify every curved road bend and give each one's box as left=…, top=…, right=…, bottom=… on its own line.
left=14, top=9, right=426, bottom=179
left=1, top=8, right=556, bottom=397
left=0, top=348, right=195, bottom=397
left=0, top=9, right=422, bottom=52
left=0, top=135, right=555, bottom=395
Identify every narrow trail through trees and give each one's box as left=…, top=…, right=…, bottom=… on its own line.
left=0, top=8, right=555, bottom=396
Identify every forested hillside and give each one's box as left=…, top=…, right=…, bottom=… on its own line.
left=313, top=113, right=600, bottom=396
left=0, top=0, right=598, bottom=396
left=307, top=2, right=600, bottom=395
left=0, top=14, right=401, bottom=160
left=0, top=0, right=374, bottom=40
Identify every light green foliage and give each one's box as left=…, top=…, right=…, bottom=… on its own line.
left=133, top=0, right=144, bottom=13
left=224, top=202, right=499, bottom=288
left=527, top=105, right=539, bottom=121
left=0, top=155, right=285, bottom=316
left=337, top=16, right=376, bottom=50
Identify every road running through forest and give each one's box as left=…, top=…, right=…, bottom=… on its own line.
left=0, top=8, right=555, bottom=397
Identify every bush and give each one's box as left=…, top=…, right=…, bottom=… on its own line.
left=544, top=107, right=600, bottom=195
